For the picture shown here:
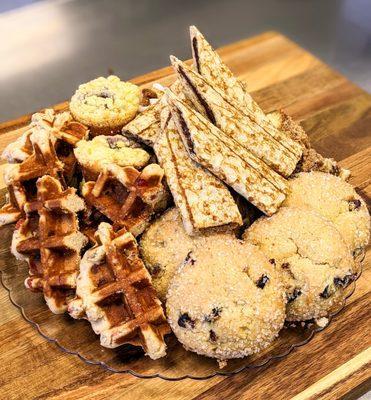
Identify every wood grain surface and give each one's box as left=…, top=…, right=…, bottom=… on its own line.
left=0, top=31, right=370, bottom=400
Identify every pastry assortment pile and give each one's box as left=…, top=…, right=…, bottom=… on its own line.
left=1, top=26, right=369, bottom=363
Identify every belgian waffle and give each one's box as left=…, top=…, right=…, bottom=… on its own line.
left=68, top=222, right=170, bottom=359
left=81, top=163, right=169, bottom=236
left=0, top=112, right=88, bottom=226
left=12, top=175, right=87, bottom=314
left=1, top=130, right=65, bottom=225
left=2, top=109, right=88, bottom=180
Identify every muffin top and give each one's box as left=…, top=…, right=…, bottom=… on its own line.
left=166, top=235, right=285, bottom=360
left=70, top=75, right=140, bottom=128
left=74, top=135, right=150, bottom=172
left=283, top=171, right=370, bottom=254
left=243, top=207, right=356, bottom=321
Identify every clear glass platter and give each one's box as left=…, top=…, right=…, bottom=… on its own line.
left=0, top=220, right=362, bottom=380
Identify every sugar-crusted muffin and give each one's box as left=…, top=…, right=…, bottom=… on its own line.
left=70, top=76, right=141, bottom=136
left=140, top=207, right=238, bottom=302
left=283, top=172, right=370, bottom=256
left=74, top=135, right=150, bottom=180
left=166, top=236, right=286, bottom=360
left=140, top=208, right=195, bottom=301
left=243, top=207, right=357, bottom=321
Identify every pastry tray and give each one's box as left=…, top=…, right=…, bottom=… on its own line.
left=0, top=211, right=362, bottom=380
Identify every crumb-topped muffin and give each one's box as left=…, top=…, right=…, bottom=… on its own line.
left=70, top=76, right=140, bottom=136
left=74, top=135, right=150, bottom=180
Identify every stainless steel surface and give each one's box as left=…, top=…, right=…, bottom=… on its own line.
left=0, top=0, right=370, bottom=122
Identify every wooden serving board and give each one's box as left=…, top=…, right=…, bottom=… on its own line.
left=0, top=31, right=370, bottom=400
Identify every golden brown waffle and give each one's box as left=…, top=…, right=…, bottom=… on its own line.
left=11, top=175, right=87, bottom=314
left=79, top=205, right=110, bottom=247
left=0, top=111, right=88, bottom=226
left=81, top=163, right=169, bottom=236
left=2, top=109, right=88, bottom=172
left=38, top=110, right=89, bottom=183
left=68, top=222, right=170, bottom=359
left=2, top=130, right=65, bottom=222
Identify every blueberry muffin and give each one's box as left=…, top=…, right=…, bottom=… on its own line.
left=140, top=208, right=195, bottom=301
left=70, top=76, right=141, bottom=136
left=166, top=236, right=286, bottom=360
left=243, top=207, right=357, bottom=321
left=284, top=172, right=370, bottom=257
left=74, top=135, right=150, bottom=180
left=140, top=207, right=237, bottom=302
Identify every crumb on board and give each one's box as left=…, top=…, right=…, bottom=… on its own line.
left=218, top=359, right=228, bottom=369
left=316, top=317, right=329, bottom=328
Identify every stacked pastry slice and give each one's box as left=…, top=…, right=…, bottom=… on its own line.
left=165, top=91, right=287, bottom=215
left=122, top=100, right=163, bottom=147
left=121, top=26, right=348, bottom=228
left=170, top=56, right=302, bottom=177
left=154, top=108, right=242, bottom=235
left=189, top=25, right=349, bottom=179
left=122, top=81, right=188, bottom=147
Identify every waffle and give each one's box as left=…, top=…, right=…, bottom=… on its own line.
left=2, top=109, right=88, bottom=170
left=0, top=111, right=88, bottom=226
left=81, top=163, right=169, bottom=236
left=79, top=204, right=111, bottom=248
left=11, top=175, right=87, bottom=314
left=68, top=222, right=170, bottom=359
left=0, top=201, right=22, bottom=226
left=1, top=130, right=66, bottom=224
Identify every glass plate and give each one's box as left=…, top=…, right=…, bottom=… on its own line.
left=0, top=221, right=362, bottom=380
